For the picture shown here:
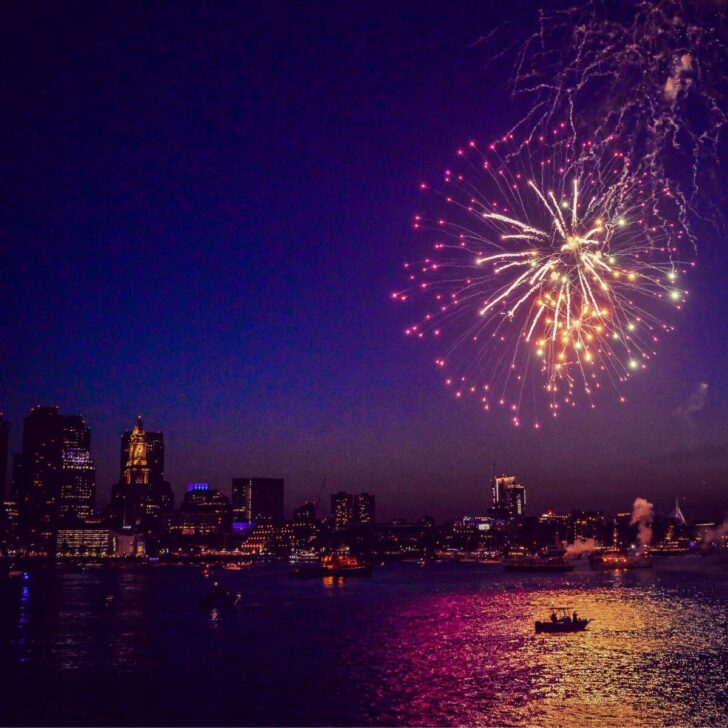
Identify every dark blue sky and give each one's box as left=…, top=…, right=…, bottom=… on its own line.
left=2, top=1, right=728, bottom=520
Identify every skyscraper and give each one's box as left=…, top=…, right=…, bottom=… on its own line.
left=0, top=415, right=8, bottom=501
left=331, top=491, right=353, bottom=530
left=14, top=406, right=95, bottom=548
left=504, top=482, right=527, bottom=517
left=354, top=492, right=375, bottom=526
left=231, top=477, right=284, bottom=524
left=490, top=474, right=527, bottom=517
left=59, top=415, right=96, bottom=523
left=111, top=417, right=172, bottom=529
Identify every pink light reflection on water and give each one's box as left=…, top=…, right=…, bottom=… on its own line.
left=358, top=578, right=728, bottom=727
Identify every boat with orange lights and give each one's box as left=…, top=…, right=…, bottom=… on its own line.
left=289, top=550, right=372, bottom=577
left=504, top=547, right=575, bottom=573
left=589, top=549, right=652, bottom=570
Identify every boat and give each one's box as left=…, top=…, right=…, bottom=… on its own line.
left=289, top=550, right=372, bottom=577
left=589, top=549, right=653, bottom=570
left=535, top=607, right=591, bottom=634
left=199, top=582, right=241, bottom=609
left=222, top=561, right=252, bottom=571
left=504, top=547, right=574, bottom=573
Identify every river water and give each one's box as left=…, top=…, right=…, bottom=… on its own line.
left=1, top=558, right=727, bottom=726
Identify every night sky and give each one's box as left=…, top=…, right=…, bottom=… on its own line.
left=3, top=1, right=728, bottom=521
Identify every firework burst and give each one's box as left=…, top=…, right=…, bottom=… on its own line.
left=396, top=133, right=692, bottom=427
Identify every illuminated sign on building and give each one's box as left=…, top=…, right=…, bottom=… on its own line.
left=187, top=483, right=209, bottom=492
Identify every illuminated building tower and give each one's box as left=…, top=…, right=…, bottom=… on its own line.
left=0, top=414, right=8, bottom=501
left=490, top=474, right=527, bottom=517
left=331, top=491, right=353, bottom=530
left=59, top=415, right=96, bottom=523
left=231, top=477, right=284, bottom=524
left=505, top=483, right=527, bottom=517
left=491, top=475, right=511, bottom=507
left=111, top=417, right=172, bottom=529
left=181, top=483, right=231, bottom=533
left=13, top=406, right=95, bottom=548
left=14, top=406, right=63, bottom=546
left=354, top=492, right=376, bottom=526
left=613, top=512, right=632, bottom=546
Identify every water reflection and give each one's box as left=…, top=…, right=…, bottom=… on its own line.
left=14, top=574, right=31, bottom=663
left=363, top=572, right=728, bottom=726
left=3, top=562, right=727, bottom=726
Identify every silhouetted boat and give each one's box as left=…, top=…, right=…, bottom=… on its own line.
left=535, top=607, right=590, bottom=633
left=200, top=582, right=240, bottom=609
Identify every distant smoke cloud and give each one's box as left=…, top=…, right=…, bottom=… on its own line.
left=631, top=497, right=654, bottom=548
left=563, top=538, right=598, bottom=559
left=674, top=382, right=708, bottom=444
left=703, top=518, right=728, bottom=546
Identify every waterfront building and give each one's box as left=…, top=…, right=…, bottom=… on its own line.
left=372, top=520, right=433, bottom=559
left=13, top=406, right=96, bottom=548
left=331, top=491, right=353, bottom=530
left=239, top=521, right=278, bottom=556
left=568, top=510, right=607, bottom=544
left=613, top=511, right=633, bottom=546
left=231, top=477, right=284, bottom=524
left=1, top=499, right=20, bottom=553
left=181, top=483, right=231, bottom=533
left=0, top=414, right=8, bottom=501
left=162, top=511, right=222, bottom=538
left=56, top=522, right=112, bottom=556
left=354, top=492, right=376, bottom=525
left=110, top=417, right=173, bottom=529
left=113, top=531, right=146, bottom=557
left=490, top=474, right=527, bottom=517
left=59, top=416, right=96, bottom=523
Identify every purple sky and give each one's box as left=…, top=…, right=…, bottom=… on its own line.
left=2, top=1, right=728, bottom=521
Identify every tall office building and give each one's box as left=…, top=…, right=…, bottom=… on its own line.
left=504, top=482, right=526, bottom=517
left=59, top=415, right=96, bottom=523
left=111, top=417, right=173, bottom=529
left=231, top=477, right=284, bottom=524
left=354, top=492, right=376, bottom=526
left=490, top=474, right=527, bottom=517
left=179, top=483, right=231, bottom=534
left=0, top=415, right=8, bottom=501
left=13, top=406, right=96, bottom=547
left=331, top=491, right=353, bottom=530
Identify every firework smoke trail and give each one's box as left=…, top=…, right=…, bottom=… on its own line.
left=397, top=1, right=726, bottom=427
left=396, top=132, right=692, bottom=427
left=508, top=0, right=728, bottom=236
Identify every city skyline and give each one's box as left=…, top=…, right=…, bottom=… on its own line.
left=1, top=402, right=720, bottom=523
left=3, top=1, right=728, bottom=522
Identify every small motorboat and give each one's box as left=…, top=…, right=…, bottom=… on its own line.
left=199, top=582, right=241, bottom=609
left=535, top=607, right=590, bottom=634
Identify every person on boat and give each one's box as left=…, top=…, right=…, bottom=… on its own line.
left=550, top=611, right=557, bottom=623
left=573, top=611, right=578, bottom=622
